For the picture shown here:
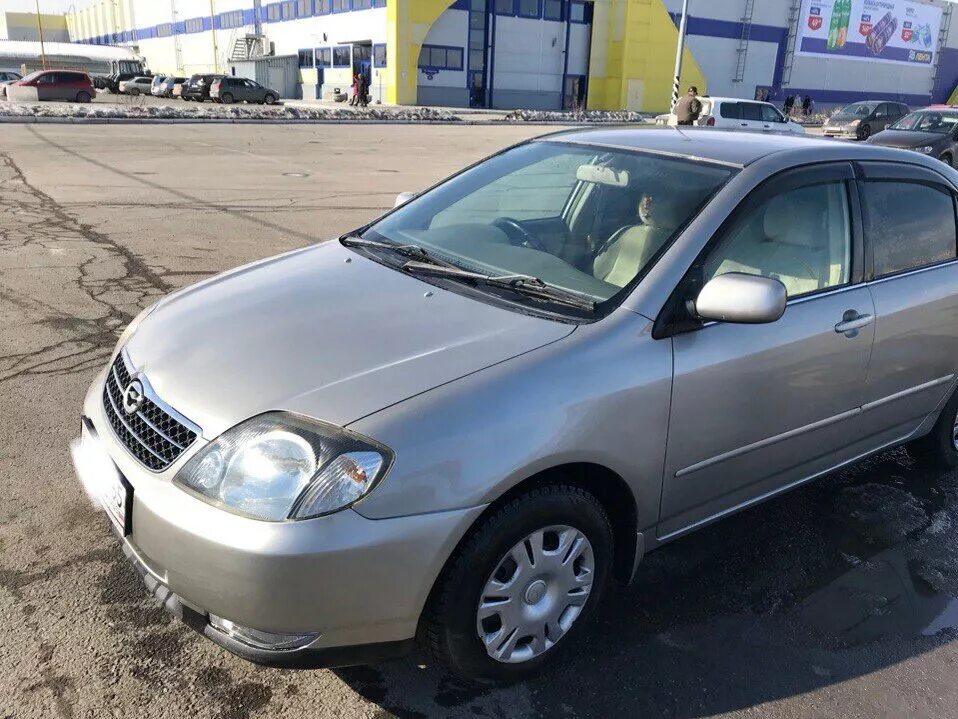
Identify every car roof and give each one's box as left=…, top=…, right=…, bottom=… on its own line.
left=539, top=127, right=912, bottom=168
left=700, top=96, right=772, bottom=105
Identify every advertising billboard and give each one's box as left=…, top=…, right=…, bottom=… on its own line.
left=796, top=0, right=943, bottom=66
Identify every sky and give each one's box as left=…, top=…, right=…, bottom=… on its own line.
left=3, top=0, right=79, bottom=14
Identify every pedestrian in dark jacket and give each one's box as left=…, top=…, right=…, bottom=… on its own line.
left=673, top=86, right=702, bottom=126
left=357, top=74, right=369, bottom=108
left=802, top=94, right=813, bottom=116
left=783, top=95, right=795, bottom=115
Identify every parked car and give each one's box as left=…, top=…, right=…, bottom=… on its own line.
left=823, top=101, right=909, bottom=140
left=155, top=75, right=187, bottom=98
left=118, top=76, right=153, bottom=95
left=103, top=72, right=138, bottom=94
left=868, top=107, right=958, bottom=166
left=210, top=76, right=279, bottom=105
left=150, top=75, right=169, bottom=97
left=181, top=73, right=225, bottom=102
left=12, top=70, right=94, bottom=102
left=72, top=129, right=958, bottom=681
left=172, top=78, right=187, bottom=99
left=0, top=70, right=21, bottom=100
left=658, top=96, right=805, bottom=134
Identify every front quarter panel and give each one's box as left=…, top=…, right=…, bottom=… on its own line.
left=349, top=309, right=671, bottom=533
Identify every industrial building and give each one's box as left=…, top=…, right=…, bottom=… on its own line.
left=0, top=11, right=69, bottom=42
left=63, top=0, right=958, bottom=112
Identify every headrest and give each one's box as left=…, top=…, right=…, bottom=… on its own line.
left=642, top=191, right=691, bottom=231
left=762, top=189, right=827, bottom=248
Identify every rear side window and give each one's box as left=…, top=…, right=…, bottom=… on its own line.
left=719, top=102, right=740, bottom=119
left=739, top=103, right=764, bottom=121
left=864, top=182, right=957, bottom=277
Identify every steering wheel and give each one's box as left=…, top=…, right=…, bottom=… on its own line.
left=492, top=217, right=547, bottom=252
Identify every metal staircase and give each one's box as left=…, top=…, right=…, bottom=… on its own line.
left=230, top=35, right=268, bottom=62
left=732, top=0, right=756, bottom=83
left=931, top=3, right=954, bottom=99
left=780, top=0, right=803, bottom=87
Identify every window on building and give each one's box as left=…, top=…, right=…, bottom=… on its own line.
left=297, top=0, right=313, bottom=16
left=316, top=47, right=332, bottom=66
left=282, top=0, right=296, bottom=19
left=333, top=45, right=351, bottom=66
left=419, top=45, right=464, bottom=70
left=317, top=0, right=331, bottom=12
left=185, top=17, right=204, bottom=33
left=373, top=43, right=386, bottom=67
left=156, top=23, right=173, bottom=37
left=864, top=182, right=957, bottom=277
left=373, top=0, right=386, bottom=7
left=332, top=0, right=349, bottom=11
left=518, top=0, right=539, bottom=17
left=220, top=10, right=245, bottom=28
left=543, top=0, right=562, bottom=20
left=495, top=0, right=515, bottom=13
left=266, top=4, right=281, bottom=20
left=354, top=0, right=372, bottom=8
left=570, top=1, right=590, bottom=22
left=298, top=48, right=314, bottom=67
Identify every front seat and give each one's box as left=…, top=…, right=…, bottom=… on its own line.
left=593, top=194, right=688, bottom=288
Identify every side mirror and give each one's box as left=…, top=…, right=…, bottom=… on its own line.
left=394, top=191, right=416, bottom=208
left=694, top=273, right=787, bottom=324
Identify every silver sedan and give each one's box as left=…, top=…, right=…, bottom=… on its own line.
left=73, top=128, right=958, bottom=680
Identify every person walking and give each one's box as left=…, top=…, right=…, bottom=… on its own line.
left=783, top=95, right=795, bottom=116
left=802, top=94, right=813, bottom=116
left=357, top=73, right=369, bottom=108
left=673, top=86, right=702, bottom=126
left=349, top=74, right=359, bottom=106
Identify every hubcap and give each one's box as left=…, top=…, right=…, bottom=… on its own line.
left=476, top=525, right=594, bottom=664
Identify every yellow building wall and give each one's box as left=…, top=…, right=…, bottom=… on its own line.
left=587, top=0, right=705, bottom=113
left=386, top=0, right=455, bottom=105
left=2, top=12, right=69, bottom=42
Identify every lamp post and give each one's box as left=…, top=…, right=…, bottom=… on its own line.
left=209, top=0, right=220, bottom=73
left=34, top=0, right=48, bottom=69
left=670, top=0, right=690, bottom=110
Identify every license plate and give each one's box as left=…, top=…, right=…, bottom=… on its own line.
left=71, top=421, right=133, bottom=535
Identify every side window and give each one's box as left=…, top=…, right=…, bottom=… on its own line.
left=739, top=103, right=764, bottom=121
left=701, top=182, right=852, bottom=298
left=761, top=104, right=783, bottom=123
left=875, top=103, right=890, bottom=118
left=863, top=181, right=957, bottom=277
left=719, top=102, right=741, bottom=120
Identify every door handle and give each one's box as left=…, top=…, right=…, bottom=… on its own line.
left=834, top=311, right=874, bottom=335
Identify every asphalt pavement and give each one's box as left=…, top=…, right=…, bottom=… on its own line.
left=1, top=122, right=957, bottom=719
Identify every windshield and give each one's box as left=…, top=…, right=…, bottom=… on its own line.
left=891, top=110, right=958, bottom=134
left=19, top=71, right=45, bottom=83
left=837, top=102, right=877, bottom=117
left=362, top=141, right=733, bottom=308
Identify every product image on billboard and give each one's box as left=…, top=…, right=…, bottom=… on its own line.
left=797, top=0, right=942, bottom=66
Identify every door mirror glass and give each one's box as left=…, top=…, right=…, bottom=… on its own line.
left=394, top=191, right=416, bottom=207
left=695, top=273, right=787, bottom=324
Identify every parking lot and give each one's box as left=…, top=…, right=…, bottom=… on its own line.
left=2, top=122, right=958, bottom=719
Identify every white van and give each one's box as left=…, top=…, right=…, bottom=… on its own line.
left=658, top=96, right=806, bottom=135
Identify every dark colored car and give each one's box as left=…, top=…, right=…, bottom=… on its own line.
left=157, top=76, right=187, bottom=98
left=13, top=70, right=95, bottom=103
left=868, top=108, right=958, bottom=166
left=103, top=72, right=149, bottom=94
left=823, top=101, right=909, bottom=141
left=210, top=76, right=280, bottom=105
left=182, top=74, right=226, bottom=102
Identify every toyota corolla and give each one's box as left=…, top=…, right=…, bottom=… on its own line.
left=73, top=128, right=958, bottom=680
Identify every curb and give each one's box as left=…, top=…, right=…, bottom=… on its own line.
left=0, top=115, right=637, bottom=127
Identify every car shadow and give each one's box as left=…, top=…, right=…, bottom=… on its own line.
left=333, top=447, right=958, bottom=717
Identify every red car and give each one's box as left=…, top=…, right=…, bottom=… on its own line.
left=13, top=70, right=95, bottom=103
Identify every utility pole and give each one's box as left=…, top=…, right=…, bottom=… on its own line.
left=670, top=0, right=690, bottom=109
left=209, top=0, right=220, bottom=73
left=34, top=0, right=48, bottom=69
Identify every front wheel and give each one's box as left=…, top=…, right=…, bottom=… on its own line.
left=941, top=153, right=954, bottom=168
left=264, top=93, right=277, bottom=105
left=906, top=389, right=958, bottom=469
left=219, top=93, right=234, bottom=105
left=857, top=124, right=872, bottom=141
left=129, top=88, right=140, bottom=96
left=418, top=485, right=613, bottom=681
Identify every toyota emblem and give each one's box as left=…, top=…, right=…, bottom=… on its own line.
left=122, top=379, right=146, bottom=415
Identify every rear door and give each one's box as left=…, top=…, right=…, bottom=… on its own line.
left=738, top=102, right=767, bottom=131
left=856, top=161, right=958, bottom=445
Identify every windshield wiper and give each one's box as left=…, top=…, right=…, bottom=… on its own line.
left=402, top=261, right=596, bottom=312
left=340, top=234, right=458, bottom=268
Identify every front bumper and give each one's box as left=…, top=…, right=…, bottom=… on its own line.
left=822, top=126, right=859, bottom=138
left=78, top=368, right=484, bottom=664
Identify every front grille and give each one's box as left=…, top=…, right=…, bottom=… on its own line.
left=102, top=353, right=198, bottom=471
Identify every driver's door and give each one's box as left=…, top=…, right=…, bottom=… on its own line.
left=658, top=163, right=875, bottom=538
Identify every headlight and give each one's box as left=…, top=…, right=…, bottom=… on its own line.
left=174, top=412, right=392, bottom=521
left=917, top=145, right=935, bottom=154
left=848, top=119, right=860, bottom=127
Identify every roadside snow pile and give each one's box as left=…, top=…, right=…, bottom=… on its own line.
left=503, top=109, right=654, bottom=123
left=0, top=102, right=460, bottom=122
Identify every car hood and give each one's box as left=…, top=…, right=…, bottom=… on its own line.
left=125, top=241, right=575, bottom=438
left=869, top=129, right=945, bottom=148
left=826, top=114, right=861, bottom=126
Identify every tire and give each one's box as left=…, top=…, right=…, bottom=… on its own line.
left=906, top=388, right=958, bottom=469
left=418, top=484, right=613, bottom=681
left=857, top=124, right=872, bottom=141
left=220, top=93, right=234, bottom=104
left=941, top=153, right=954, bottom=168
left=75, top=91, right=92, bottom=104
left=129, top=88, right=140, bottom=96
left=264, top=93, right=277, bottom=105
